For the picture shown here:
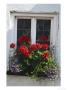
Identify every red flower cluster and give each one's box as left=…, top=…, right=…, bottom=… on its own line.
left=18, top=35, right=30, bottom=44
left=19, top=45, right=30, bottom=57
left=10, top=43, right=15, bottom=48
left=39, top=35, right=48, bottom=41
left=41, top=52, right=49, bottom=59
left=30, top=43, right=48, bottom=51
left=30, top=43, right=42, bottom=51
left=42, top=43, right=48, bottom=49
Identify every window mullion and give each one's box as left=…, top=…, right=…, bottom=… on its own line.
left=31, top=18, right=36, bottom=44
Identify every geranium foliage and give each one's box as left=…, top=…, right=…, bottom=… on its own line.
left=9, top=35, right=58, bottom=79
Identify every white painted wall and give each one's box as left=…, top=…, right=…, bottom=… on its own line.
left=7, top=4, right=60, bottom=70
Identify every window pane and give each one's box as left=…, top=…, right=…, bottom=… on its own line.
left=36, top=20, right=51, bottom=45
left=17, top=19, right=31, bottom=46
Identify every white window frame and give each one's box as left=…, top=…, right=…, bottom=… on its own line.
left=9, top=12, right=59, bottom=47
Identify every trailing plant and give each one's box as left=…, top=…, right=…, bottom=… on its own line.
left=32, top=56, right=58, bottom=79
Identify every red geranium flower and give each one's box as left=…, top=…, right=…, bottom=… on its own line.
left=42, top=43, right=48, bottom=49
left=36, top=43, right=42, bottom=49
left=39, top=35, right=48, bottom=41
left=18, top=35, right=30, bottom=44
left=19, top=45, right=30, bottom=57
left=42, top=52, right=49, bottom=59
left=10, top=43, right=15, bottom=48
left=30, top=44, right=37, bottom=51
left=30, top=43, right=42, bottom=51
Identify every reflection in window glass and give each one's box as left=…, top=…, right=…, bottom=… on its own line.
left=17, top=19, right=31, bottom=46
left=36, top=20, right=51, bottom=45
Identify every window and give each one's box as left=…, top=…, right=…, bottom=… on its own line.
left=17, top=18, right=51, bottom=46
left=36, top=20, right=51, bottom=45
left=17, top=19, right=31, bottom=46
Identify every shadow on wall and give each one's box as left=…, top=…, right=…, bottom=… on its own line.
left=30, top=4, right=60, bottom=13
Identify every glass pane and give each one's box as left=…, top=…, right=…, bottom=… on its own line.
left=36, top=20, right=51, bottom=45
left=17, top=19, right=31, bottom=46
